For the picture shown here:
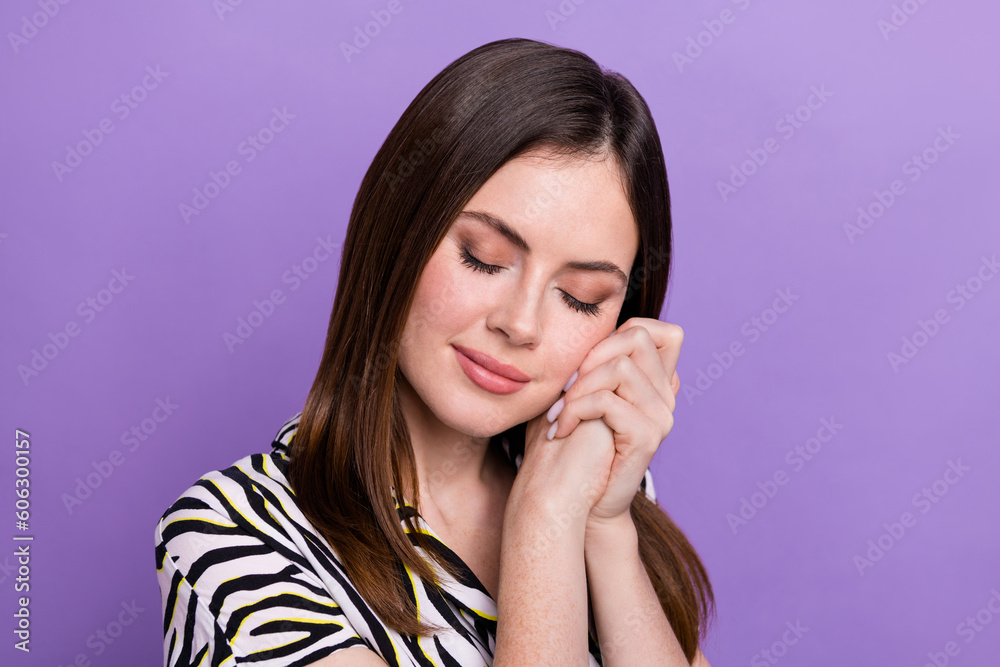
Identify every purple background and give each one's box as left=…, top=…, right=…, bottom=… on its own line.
left=2, top=1, right=998, bottom=665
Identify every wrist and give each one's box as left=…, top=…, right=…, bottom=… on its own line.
left=505, top=487, right=588, bottom=547
left=509, top=476, right=593, bottom=530
left=585, top=512, right=638, bottom=559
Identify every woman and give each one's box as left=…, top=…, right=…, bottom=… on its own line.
left=155, top=37, right=714, bottom=666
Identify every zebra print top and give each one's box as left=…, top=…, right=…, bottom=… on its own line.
left=155, top=412, right=657, bottom=666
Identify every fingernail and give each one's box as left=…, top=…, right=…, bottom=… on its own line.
left=546, top=397, right=564, bottom=422
left=609, top=329, right=617, bottom=337
left=547, top=420, right=558, bottom=440
left=563, top=370, right=578, bottom=393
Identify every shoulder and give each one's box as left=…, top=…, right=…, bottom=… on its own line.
left=154, top=413, right=305, bottom=569
left=154, top=413, right=374, bottom=665
left=155, top=445, right=293, bottom=523
left=158, top=411, right=301, bottom=515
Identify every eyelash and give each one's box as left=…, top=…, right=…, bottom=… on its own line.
left=459, top=245, right=603, bottom=317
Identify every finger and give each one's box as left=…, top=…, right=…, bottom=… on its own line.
left=605, top=324, right=675, bottom=412
left=551, top=387, right=673, bottom=449
left=622, top=319, right=683, bottom=388
left=556, top=354, right=670, bottom=434
left=623, top=320, right=682, bottom=410
left=626, top=325, right=675, bottom=412
left=581, top=319, right=682, bottom=410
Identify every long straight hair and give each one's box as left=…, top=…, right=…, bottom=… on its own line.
left=289, top=37, right=714, bottom=661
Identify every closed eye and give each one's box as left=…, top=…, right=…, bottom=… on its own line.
left=459, top=245, right=503, bottom=275
left=459, top=245, right=603, bottom=317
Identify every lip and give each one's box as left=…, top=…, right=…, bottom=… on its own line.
left=453, top=345, right=530, bottom=395
left=452, top=345, right=530, bottom=381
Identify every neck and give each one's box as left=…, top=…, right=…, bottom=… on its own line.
left=396, top=375, right=508, bottom=511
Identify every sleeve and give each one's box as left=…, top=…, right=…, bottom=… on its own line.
left=154, top=483, right=368, bottom=667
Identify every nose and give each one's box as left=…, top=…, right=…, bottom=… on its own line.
left=486, top=283, right=542, bottom=346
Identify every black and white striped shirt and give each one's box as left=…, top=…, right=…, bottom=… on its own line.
left=155, top=412, right=657, bottom=666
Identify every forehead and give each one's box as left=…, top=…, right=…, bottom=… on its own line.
left=457, top=151, right=639, bottom=260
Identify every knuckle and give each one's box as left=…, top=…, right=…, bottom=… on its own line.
left=599, top=389, right=617, bottom=407
left=566, top=396, right=586, bottom=421
left=613, top=354, right=632, bottom=372
left=662, top=411, right=674, bottom=435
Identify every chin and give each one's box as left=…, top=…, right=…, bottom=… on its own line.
left=438, top=392, right=525, bottom=439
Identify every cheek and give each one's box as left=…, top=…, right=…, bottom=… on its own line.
left=404, top=256, right=478, bottom=342
left=545, top=315, right=610, bottom=375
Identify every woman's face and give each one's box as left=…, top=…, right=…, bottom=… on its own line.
left=397, top=150, right=640, bottom=438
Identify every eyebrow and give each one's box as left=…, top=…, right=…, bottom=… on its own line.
left=458, top=209, right=630, bottom=286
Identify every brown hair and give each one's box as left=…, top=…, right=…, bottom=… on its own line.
left=288, top=37, right=714, bottom=661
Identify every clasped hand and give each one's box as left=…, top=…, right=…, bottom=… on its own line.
left=521, top=317, right=682, bottom=533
